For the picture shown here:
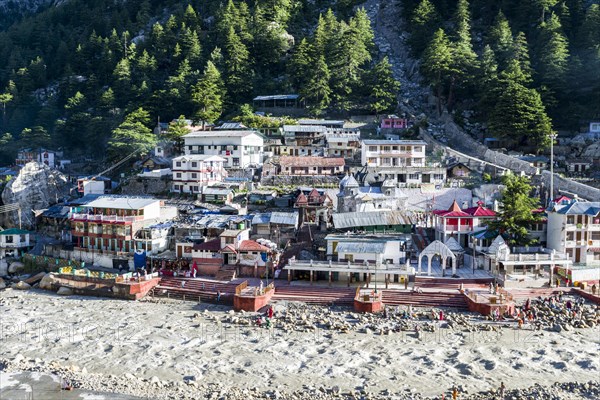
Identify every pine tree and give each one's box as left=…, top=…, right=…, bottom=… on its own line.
left=288, top=38, right=314, bottom=89
left=365, top=57, right=400, bottom=115
left=166, top=116, right=191, bottom=153
left=300, top=54, right=331, bottom=116
left=511, top=32, right=534, bottom=84
left=421, top=28, right=453, bottom=115
left=447, top=0, right=478, bottom=109
left=489, top=174, right=542, bottom=246
left=487, top=12, right=514, bottom=68
left=224, top=27, right=253, bottom=103
left=409, top=0, right=440, bottom=55
left=488, top=66, right=553, bottom=150
left=477, top=45, right=498, bottom=118
left=107, top=108, right=156, bottom=160
left=192, top=61, right=225, bottom=128
left=536, top=14, right=570, bottom=108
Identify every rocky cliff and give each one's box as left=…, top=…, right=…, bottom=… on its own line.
left=0, top=162, right=70, bottom=229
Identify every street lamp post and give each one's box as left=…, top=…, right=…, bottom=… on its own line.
left=549, top=133, right=557, bottom=205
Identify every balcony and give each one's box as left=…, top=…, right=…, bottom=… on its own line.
left=0, top=242, right=29, bottom=248
left=440, top=225, right=472, bottom=232
left=71, top=213, right=142, bottom=223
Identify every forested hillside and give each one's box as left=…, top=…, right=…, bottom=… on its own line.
left=406, top=0, right=600, bottom=149
left=0, top=0, right=598, bottom=164
left=0, top=0, right=398, bottom=163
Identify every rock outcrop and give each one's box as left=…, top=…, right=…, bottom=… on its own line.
left=0, top=162, right=70, bottom=229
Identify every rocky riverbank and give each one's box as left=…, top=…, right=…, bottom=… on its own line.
left=1, top=290, right=599, bottom=399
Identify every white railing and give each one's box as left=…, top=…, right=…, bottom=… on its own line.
left=71, top=213, right=142, bottom=223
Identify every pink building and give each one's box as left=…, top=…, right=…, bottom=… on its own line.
left=380, top=117, right=409, bottom=130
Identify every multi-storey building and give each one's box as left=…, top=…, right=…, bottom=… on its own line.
left=547, top=199, right=600, bottom=264
left=70, top=197, right=177, bottom=266
left=278, top=156, right=345, bottom=176
left=183, top=129, right=264, bottom=168
left=16, top=148, right=61, bottom=168
left=361, top=140, right=446, bottom=186
left=0, top=228, right=30, bottom=258
left=325, top=131, right=361, bottom=158
left=433, top=200, right=496, bottom=248
left=171, top=154, right=226, bottom=194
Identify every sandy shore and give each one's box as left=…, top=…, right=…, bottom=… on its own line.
left=1, top=289, right=599, bottom=399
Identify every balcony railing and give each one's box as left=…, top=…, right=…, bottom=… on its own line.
left=71, top=213, right=142, bottom=223
left=0, top=242, right=29, bottom=248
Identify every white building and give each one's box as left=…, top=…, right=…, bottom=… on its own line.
left=0, top=228, right=30, bottom=258
left=546, top=199, right=600, bottom=264
left=171, top=154, right=226, bottom=194
left=183, top=129, right=264, bottom=168
left=337, top=175, right=408, bottom=213
left=361, top=140, right=446, bottom=186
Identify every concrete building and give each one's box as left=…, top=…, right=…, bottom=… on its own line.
left=337, top=175, right=407, bottom=213
left=171, top=154, right=226, bottom=194
left=361, top=140, right=446, bottom=186
left=16, top=148, right=62, bottom=168
left=433, top=200, right=496, bottom=248
left=325, top=131, right=361, bottom=158
left=546, top=199, right=600, bottom=264
left=70, top=196, right=178, bottom=267
left=278, top=156, right=345, bottom=176
left=183, top=129, right=264, bottom=168
left=0, top=228, right=30, bottom=258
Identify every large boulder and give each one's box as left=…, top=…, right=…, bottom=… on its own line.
left=0, top=278, right=6, bottom=289
left=13, top=281, right=31, bottom=290
left=57, top=286, right=74, bottom=296
left=0, top=161, right=69, bottom=229
left=39, top=273, right=60, bottom=290
left=8, top=261, right=25, bottom=274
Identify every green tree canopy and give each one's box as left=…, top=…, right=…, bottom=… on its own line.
left=192, top=61, right=225, bottom=128
left=107, top=107, right=156, bottom=160
left=489, top=174, right=542, bottom=246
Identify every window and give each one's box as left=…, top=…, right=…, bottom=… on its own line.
left=434, top=174, right=444, bottom=180
left=392, top=146, right=398, bottom=150
left=188, top=146, right=192, bottom=150
left=176, top=173, right=181, bottom=178
left=176, top=162, right=181, bottom=167
left=232, top=158, right=240, bottom=166
left=225, top=237, right=234, bottom=244
left=233, top=145, right=238, bottom=150
left=191, top=173, right=197, bottom=179
left=221, top=145, right=227, bottom=151
left=192, top=162, right=197, bottom=168
left=192, top=186, right=199, bottom=192
left=383, top=146, right=391, bottom=152
left=5, top=235, right=13, bottom=243
left=409, top=173, right=420, bottom=180
left=368, top=146, right=377, bottom=152
left=414, top=146, right=422, bottom=152
left=592, top=232, right=600, bottom=240
left=566, top=232, right=574, bottom=240
left=567, top=216, right=575, bottom=224
left=173, top=185, right=180, bottom=190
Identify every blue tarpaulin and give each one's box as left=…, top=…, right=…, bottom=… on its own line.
left=133, top=251, right=147, bottom=269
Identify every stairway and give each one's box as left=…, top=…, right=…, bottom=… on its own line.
left=272, top=285, right=356, bottom=306
left=152, top=277, right=236, bottom=304
left=381, top=290, right=469, bottom=310
left=214, top=266, right=237, bottom=282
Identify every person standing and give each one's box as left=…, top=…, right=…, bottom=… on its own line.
left=499, top=382, right=505, bottom=399
left=452, top=386, right=458, bottom=399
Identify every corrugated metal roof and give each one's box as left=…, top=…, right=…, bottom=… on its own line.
left=298, top=119, right=344, bottom=126
left=555, top=201, right=600, bottom=215
left=252, top=213, right=272, bottom=224
left=333, top=211, right=413, bottom=229
left=363, top=139, right=427, bottom=145
left=202, top=187, right=233, bottom=196
left=270, top=211, right=298, bottom=227
left=85, top=196, right=159, bottom=210
left=336, top=241, right=386, bottom=254
left=253, top=94, right=300, bottom=101
left=283, top=125, right=326, bottom=133
left=183, top=130, right=259, bottom=138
